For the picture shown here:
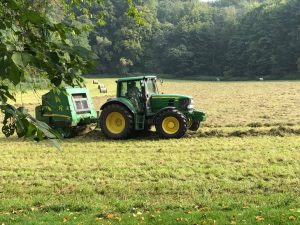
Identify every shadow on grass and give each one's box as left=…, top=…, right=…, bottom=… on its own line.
left=1, top=125, right=300, bottom=144
left=68, top=125, right=300, bottom=144
left=39, top=204, right=91, bottom=213
left=69, top=129, right=161, bottom=143
left=195, top=126, right=300, bottom=138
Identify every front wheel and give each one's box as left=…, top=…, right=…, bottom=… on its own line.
left=100, top=104, right=133, bottom=139
left=188, top=121, right=200, bottom=131
left=155, top=110, right=187, bottom=139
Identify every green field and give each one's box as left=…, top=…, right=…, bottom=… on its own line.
left=1, top=79, right=300, bottom=224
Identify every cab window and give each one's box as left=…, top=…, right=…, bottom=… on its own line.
left=146, top=79, right=158, bottom=95
left=119, top=81, right=142, bottom=97
left=120, top=82, right=127, bottom=97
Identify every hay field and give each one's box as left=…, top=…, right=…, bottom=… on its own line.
left=0, top=79, right=300, bottom=224
left=14, top=79, right=300, bottom=128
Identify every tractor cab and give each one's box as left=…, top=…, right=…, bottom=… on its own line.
left=116, top=76, right=158, bottom=113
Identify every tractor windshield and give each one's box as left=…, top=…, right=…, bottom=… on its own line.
left=147, top=79, right=158, bottom=95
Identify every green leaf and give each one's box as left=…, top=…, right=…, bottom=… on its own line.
left=16, top=118, right=29, bottom=138
left=6, top=44, right=16, bottom=52
left=27, top=10, right=44, bottom=23
left=17, top=106, right=28, bottom=115
left=0, top=21, right=6, bottom=30
left=9, top=63, right=22, bottom=85
left=0, top=104, right=61, bottom=149
left=16, top=122, right=26, bottom=138
left=0, top=85, right=16, bottom=102
left=62, top=52, right=71, bottom=63
left=47, top=52, right=60, bottom=64
left=51, top=76, right=62, bottom=87
left=34, top=130, right=44, bottom=142
left=25, top=122, right=37, bottom=137
left=11, top=52, right=32, bottom=69
left=6, top=0, right=20, bottom=10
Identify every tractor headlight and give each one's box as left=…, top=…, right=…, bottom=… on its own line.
left=187, top=99, right=194, bottom=110
left=187, top=104, right=194, bottom=110
left=179, top=98, right=194, bottom=110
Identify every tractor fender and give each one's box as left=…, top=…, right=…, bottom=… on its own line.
left=153, top=106, right=176, bottom=123
left=100, top=98, right=137, bottom=115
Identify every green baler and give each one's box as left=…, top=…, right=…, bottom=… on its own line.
left=35, top=87, right=97, bottom=138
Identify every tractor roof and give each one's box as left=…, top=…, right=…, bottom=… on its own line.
left=116, top=76, right=157, bottom=82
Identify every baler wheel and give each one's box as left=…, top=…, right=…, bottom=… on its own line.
left=100, top=104, right=133, bottom=139
left=57, top=127, right=76, bottom=139
left=155, top=110, right=187, bottom=139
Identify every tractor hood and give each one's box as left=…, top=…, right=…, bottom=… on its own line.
left=150, top=94, right=193, bottom=113
left=151, top=94, right=192, bottom=99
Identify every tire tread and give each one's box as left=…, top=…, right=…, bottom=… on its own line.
left=155, top=109, right=187, bottom=139
left=100, top=104, right=133, bottom=139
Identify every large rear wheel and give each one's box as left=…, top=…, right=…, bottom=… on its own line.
left=100, top=104, right=133, bottom=139
left=155, top=110, right=187, bottom=138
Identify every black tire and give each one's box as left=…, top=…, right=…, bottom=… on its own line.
left=189, top=121, right=200, bottom=131
left=100, top=104, right=133, bottom=139
left=155, top=110, right=187, bottom=139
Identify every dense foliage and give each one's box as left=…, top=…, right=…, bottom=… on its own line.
left=0, top=0, right=137, bottom=142
left=87, top=0, right=300, bottom=79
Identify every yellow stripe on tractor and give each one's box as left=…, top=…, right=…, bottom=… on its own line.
left=151, top=96, right=180, bottom=99
left=43, top=114, right=71, bottom=120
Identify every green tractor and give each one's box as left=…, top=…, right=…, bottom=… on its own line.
left=99, top=76, right=206, bottom=139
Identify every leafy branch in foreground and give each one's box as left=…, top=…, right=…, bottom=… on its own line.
left=0, top=104, right=62, bottom=149
left=0, top=0, right=143, bottom=146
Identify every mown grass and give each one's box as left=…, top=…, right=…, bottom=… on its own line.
left=1, top=79, right=300, bottom=224
left=0, top=134, right=300, bottom=224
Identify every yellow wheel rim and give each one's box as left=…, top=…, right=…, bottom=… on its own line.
left=106, top=112, right=125, bottom=134
left=162, top=116, right=180, bottom=135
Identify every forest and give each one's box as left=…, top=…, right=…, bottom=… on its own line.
left=1, top=0, right=300, bottom=82
left=72, top=0, right=300, bottom=79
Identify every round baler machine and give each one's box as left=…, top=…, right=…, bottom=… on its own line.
left=35, top=87, right=97, bottom=138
